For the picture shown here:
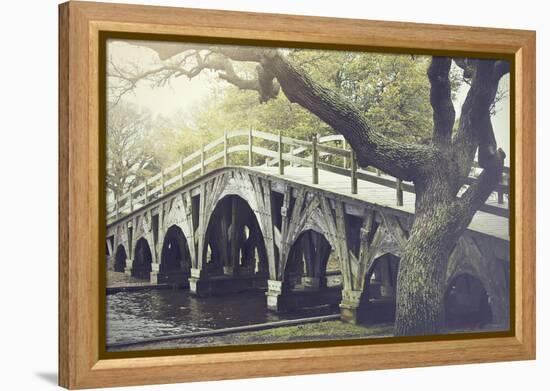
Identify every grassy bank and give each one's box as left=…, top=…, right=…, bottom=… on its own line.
left=107, top=320, right=394, bottom=352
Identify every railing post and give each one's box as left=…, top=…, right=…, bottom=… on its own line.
left=312, top=134, right=319, bottom=184
left=376, top=168, right=381, bottom=176
left=224, top=130, right=229, bottom=167
left=144, top=180, right=148, bottom=204
left=161, top=170, right=165, bottom=195
left=396, top=178, right=403, bottom=206
left=115, top=195, right=119, bottom=219
left=278, top=130, right=284, bottom=175
left=201, top=143, right=205, bottom=175
left=129, top=189, right=133, bottom=212
left=351, top=149, right=357, bottom=194
left=248, top=128, right=253, bottom=166
left=180, top=158, right=184, bottom=186
left=343, top=138, right=347, bottom=169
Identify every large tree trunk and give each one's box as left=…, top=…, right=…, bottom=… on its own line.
left=395, top=205, right=458, bottom=335
left=394, top=174, right=472, bottom=336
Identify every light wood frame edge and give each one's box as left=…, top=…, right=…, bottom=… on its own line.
left=58, top=1, right=536, bottom=389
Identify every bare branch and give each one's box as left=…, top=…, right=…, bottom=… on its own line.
left=109, top=45, right=280, bottom=104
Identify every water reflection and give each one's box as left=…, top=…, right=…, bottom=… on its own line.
left=106, top=289, right=336, bottom=344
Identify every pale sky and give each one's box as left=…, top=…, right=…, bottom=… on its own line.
left=453, top=71, right=510, bottom=166
left=107, top=40, right=217, bottom=122
left=107, top=40, right=510, bottom=166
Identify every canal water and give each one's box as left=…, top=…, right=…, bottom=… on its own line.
left=106, top=289, right=338, bottom=345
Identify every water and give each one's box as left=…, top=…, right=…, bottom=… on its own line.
left=106, top=289, right=337, bottom=345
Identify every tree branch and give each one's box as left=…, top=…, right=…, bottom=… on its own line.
left=428, top=57, right=455, bottom=148
left=109, top=45, right=280, bottom=103
left=452, top=59, right=509, bottom=183
left=459, top=147, right=506, bottom=214
left=258, top=51, right=436, bottom=181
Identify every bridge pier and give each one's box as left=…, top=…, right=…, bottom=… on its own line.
left=266, top=280, right=342, bottom=313
left=151, top=269, right=190, bottom=287
left=124, top=262, right=133, bottom=277
left=189, top=267, right=267, bottom=296
left=340, top=290, right=369, bottom=324
left=149, top=263, right=160, bottom=284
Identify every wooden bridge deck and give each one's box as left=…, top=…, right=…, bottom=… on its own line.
left=251, top=166, right=509, bottom=241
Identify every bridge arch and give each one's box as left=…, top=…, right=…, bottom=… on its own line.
left=203, top=194, right=268, bottom=277
left=444, top=273, right=492, bottom=328
left=160, top=225, right=191, bottom=275
left=132, top=237, right=153, bottom=280
left=445, top=236, right=508, bottom=328
left=114, top=244, right=127, bottom=273
left=363, top=252, right=400, bottom=322
left=284, top=229, right=341, bottom=290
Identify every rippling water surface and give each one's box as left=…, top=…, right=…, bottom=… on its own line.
left=106, top=289, right=336, bottom=344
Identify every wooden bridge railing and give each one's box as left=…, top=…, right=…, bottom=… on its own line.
left=107, top=129, right=510, bottom=222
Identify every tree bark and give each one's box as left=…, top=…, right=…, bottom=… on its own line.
left=395, top=196, right=462, bottom=335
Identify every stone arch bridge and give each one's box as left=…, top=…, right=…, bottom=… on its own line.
left=106, top=130, right=510, bottom=328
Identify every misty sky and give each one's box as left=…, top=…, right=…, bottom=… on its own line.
left=108, top=40, right=511, bottom=166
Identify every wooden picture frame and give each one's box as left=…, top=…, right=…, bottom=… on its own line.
left=59, top=1, right=536, bottom=389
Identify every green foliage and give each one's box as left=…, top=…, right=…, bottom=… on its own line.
left=194, top=50, right=463, bottom=146
left=290, top=50, right=443, bottom=144
left=146, top=110, right=203, bottom=168
left=195, top=87, right=332, bottom=140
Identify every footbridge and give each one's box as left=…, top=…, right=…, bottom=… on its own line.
left=106, top=129, right=510, bottom=328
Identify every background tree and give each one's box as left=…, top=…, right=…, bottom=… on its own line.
left=109, top=42, right=508, bottom=336
left=106, top=102, right=158, bottom=199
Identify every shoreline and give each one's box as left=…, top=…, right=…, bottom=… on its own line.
left=106, top=320, right=395, bottom=352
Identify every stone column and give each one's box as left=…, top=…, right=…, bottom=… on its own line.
left=340, top=289, right=368, bottom=324
left=124, top=261, right=133, bottom=276
left=149, top=263, right=160, bottom=284
left=266, top=280, right=285, bottom=311
left=301, top=276, right=321, bottom=289
left=188, top=267, right=209, bottom=296
left=223, top=265, right=235, bottom=276
left=106, top=255, right=115, bottom=271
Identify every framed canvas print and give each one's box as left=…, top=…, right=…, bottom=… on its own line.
left=58, top=1, right=536, bottom=389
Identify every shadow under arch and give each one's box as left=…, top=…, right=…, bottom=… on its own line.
left=159, top=224, right=192, bottom=285
left=132, top=237, right=152, bottom=280
left=362, top=253, right=400, bottom=323
left=444, top=273, right=492, bottom=329
left=203, top=195, right=268, bottom=280
left=284, top=229, right=341, bottom=290
left=114, top=244, right=127, bottom=272
left=277, top=229, right=342, bottom=311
